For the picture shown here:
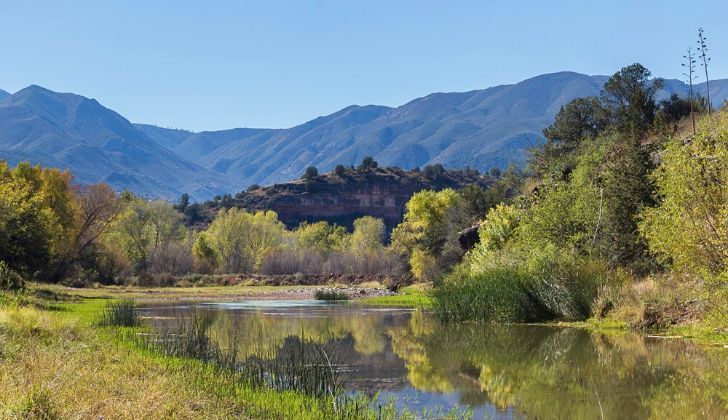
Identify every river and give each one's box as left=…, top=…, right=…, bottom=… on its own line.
left=140, top=300, right=727, bottom=419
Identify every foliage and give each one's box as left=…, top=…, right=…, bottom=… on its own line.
left=640, top=113, right=727, bottom=278
left=202, top=209, right=286, bottom=273
left=0, top=261, right=24, bottom=291
left=350, top=216, right=385, bottom=254
left=391, top=189, right=467, bottom=281
left=294, top=221, right=348, bottom=254
left=357, top=156, right=378, bottom=171
left=314, top=290, right=350, bottom=301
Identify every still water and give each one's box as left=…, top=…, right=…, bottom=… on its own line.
left=140, top=300, right=727, bottom=419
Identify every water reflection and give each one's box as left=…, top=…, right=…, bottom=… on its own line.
left=141, top=302, right=728, bottom=418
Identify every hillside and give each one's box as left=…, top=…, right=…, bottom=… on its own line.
left=0, top=86, right=238, bottom=199
left=1, top=73, right=726, bottom=199
left=198, top=166, right=492, bottom=230
left=137, top=73, right=728, bottom=189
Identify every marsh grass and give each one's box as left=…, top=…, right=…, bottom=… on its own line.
left=314, top=290, right=350, bottom=301
left=98, top=299, right=139, bottom=327
left=434, top=254, right=607, bottom=323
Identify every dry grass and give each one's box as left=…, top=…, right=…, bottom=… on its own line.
left=0, top=306, right=243, bottom=418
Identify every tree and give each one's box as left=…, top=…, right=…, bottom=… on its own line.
left=683, top=47, right=698, bottom=134
left=0, top=167, right=53, bottom=277
left=109, top=199, right=185, bottom=274
left=641, top=113, right=727, bottom=277
left=391, top=189, right=467, bottom=280
left=303, top=166, right=318, bottom=190
left=303, top=166, right=318, bottom=181
left=350, top=216, right=386, bottom=254
left=335, top=164, right=346, bottom=176
left=204, top=209, right=286, bottom=273
left=423, top=164, right=445, bottom=179
left=358, top=156, right=378, bottom=171
left=192, top=233, right=219, bottom=273
left=697, top=28, right=711, bottom=115
left=295, top=221, right=348, bottom=254
left=175, top=193, right=190, bottom=212
left=600, top=63, right=663, bottom=139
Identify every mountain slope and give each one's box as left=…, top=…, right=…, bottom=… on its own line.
left=144, top=72, right=728, bottom=189
left=0, top=89, right=9, bottom=101
left=0, top=86, right=238, bottom=199
left=146, top=72, right=608, bottom=186
left=2, top=72, right=726, bottom=200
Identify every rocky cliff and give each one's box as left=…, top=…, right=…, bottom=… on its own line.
left=203, top=166, right=491, bottom=230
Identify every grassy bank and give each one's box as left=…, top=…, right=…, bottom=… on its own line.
left=0, top=286, right=408, bottom=419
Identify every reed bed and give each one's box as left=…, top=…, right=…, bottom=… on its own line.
left=98, top=299, right=140, bottom=327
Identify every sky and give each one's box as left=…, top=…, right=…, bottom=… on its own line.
left=1, top=1, right=726, bottom=131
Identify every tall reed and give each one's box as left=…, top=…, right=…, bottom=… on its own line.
left=99, top=300, right=140, bottom=327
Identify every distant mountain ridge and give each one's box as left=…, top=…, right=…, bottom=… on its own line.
left=0, top=85, right=238, bottom=199
left=1, top=72, right=726, bottom=199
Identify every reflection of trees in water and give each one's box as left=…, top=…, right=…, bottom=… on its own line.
left=207, top=308, right=392, bottom=358
left=387, top=310, right=728, bottom=419
left=148, top=307, right=382, bottom=356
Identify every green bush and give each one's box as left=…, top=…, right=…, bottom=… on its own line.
left=0, top=261, right=24, bottom=291
left=314, top=290, right=349, bottom=301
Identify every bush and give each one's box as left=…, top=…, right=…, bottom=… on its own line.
left=314, top=290, right=350, bottom=301
left=434, top=246, right=607, bottom=323
left=0, top=261, right=24, bottom=291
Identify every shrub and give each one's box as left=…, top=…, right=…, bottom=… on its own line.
left=99, top=299, right=140, bottom=327
left=434, top=245, right=607, bottom=323
left=314, top=290, right=350, bottom=301
left=0, top=261, right=24, bottom=291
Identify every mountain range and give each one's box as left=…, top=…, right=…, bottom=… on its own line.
left=1, top=72, right=726, bottom=200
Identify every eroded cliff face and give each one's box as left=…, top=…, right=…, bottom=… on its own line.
left=223, top=167, right=491, bottom=230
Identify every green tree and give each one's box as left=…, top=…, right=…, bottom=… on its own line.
left=600, top=63, right=662, bottom=139
left=640, top=113, right=727, bottom=277
left=204, top=209, right=286, bottom=273
left=192, top=233, right=219, bottom=273
left=0, top=166, right=52, bottom=277
left=391, top=189, right=467, bottom=280
left=350, top=216, right=386, bottom=253
left=295, top=221, right=348, bottom=254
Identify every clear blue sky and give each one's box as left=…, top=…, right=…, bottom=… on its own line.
left=1, top=1, right=725, bottom=131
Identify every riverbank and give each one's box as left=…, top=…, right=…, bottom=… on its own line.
left=0, top=285, right=410, bottom=419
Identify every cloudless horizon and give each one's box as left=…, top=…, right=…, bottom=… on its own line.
left=1, top=1, right=726, bottom=131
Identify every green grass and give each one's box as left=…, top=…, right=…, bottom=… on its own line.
left=0, top=287, right=410, bottom=419
left=359, top=285, right=433, bottom=308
